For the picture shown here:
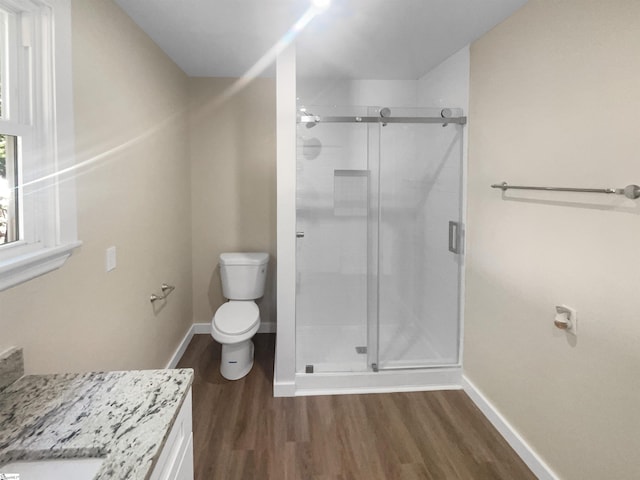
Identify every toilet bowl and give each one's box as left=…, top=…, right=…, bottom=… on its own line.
left=211, top=301, right=260, bottom=380
left=210, top=252, right=269, bottom=380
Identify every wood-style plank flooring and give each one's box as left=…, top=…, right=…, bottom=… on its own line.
left=176, top=334, right=536, bottom=480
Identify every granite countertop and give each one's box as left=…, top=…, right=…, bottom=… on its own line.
left=0, top=368, right=193, bottom=479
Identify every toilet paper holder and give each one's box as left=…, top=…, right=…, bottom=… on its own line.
left=554, top=305, right=577, bottom=335
left=150, top=283, right=175, bottom=303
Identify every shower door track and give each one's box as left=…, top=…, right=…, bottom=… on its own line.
left=374, top=363, right=462, bottom=372
left=298, top=115, right=467, bottom=125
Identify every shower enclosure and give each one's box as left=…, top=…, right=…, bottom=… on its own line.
left=295, top=105, right=465, bottom=381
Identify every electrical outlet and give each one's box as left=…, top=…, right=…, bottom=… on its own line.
left=106, top=246, right=116, bottom=272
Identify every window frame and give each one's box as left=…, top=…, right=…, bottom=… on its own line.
left=0, top=0, right=79, bottom=291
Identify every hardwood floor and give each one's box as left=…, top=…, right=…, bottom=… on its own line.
left=176, top=334, right=536, bottom=480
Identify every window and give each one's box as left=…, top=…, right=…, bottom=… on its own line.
left=0, top=134, right=19, bottom=245
left=0, top=0, right=79, bottom=291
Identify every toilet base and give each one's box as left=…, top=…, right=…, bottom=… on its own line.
left=220, top=339, right=255, bottom=380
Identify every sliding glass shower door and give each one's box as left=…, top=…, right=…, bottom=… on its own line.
left=295, top=106, right=464, bottom=374
left=370, top=107, right=463, bottom=370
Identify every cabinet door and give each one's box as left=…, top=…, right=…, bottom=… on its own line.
left=174, top=433, right=194, bottom=480
left=150, top=389, right=193, bottom=480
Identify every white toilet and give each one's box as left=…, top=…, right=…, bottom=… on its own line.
left=211, top=252, right=269, bottom=380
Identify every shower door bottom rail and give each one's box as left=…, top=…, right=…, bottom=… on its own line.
left=371, top=363, right=462, bottom=372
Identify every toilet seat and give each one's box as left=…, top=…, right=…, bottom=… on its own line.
left=214, top=301, right=259, bottom=335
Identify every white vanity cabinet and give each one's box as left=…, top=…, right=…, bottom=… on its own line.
left=150, top=389, right=194, bottom=480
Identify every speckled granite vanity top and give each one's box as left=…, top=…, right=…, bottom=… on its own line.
left=0, top=368, right=193, bottom=479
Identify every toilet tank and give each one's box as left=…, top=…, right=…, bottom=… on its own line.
left=219, top=252, right=269, bottom=300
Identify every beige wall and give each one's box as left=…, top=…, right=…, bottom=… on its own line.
left=466, top=1, right=640, bottom=478
left=189, top=78, right=277, bottom=328
left=0, top=0, right=192, bottom=374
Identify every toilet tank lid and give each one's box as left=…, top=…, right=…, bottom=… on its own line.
left=220, top=252, right=269, bottom=266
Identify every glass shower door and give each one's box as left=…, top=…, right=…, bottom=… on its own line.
left=295, top=105, right=464, bottom=374
left=295, top=105, right=371, bottom=373
left=372, top=107, right=464, bottom=370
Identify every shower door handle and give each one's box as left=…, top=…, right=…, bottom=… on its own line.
left=448, top=221, right=461, bottom=254
left=296, top=231, right=305, bottom=238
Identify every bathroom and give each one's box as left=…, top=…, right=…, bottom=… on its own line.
left=1, top=0, right=639, bottom=479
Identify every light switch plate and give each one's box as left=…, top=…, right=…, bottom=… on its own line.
left=106, top=246, right=116, bottom=272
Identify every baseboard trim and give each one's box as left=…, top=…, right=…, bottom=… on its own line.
left=166, top=324, right=195, bottom=369
left=462, top=376, right=558, bottom=480
left=170, top=322, right=276, bottom=371
left=273, top=380, right=296, bottom=397
left=193, top=323, right=210, bottom=335
left=192, top=322, right=276, bottom=335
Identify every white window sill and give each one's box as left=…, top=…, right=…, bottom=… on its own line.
left=0, top=241, right=82, bottom=292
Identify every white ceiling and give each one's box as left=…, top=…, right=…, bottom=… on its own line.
left=114, top=0, right=527, bottom=79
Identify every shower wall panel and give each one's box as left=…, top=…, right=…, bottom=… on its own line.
left=295, top=106, right=370, bottom=372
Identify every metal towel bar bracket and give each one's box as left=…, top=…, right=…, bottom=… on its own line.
left=491, top=182, right=640, bottom=199
left=150, top=283, right=175, bottom=303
